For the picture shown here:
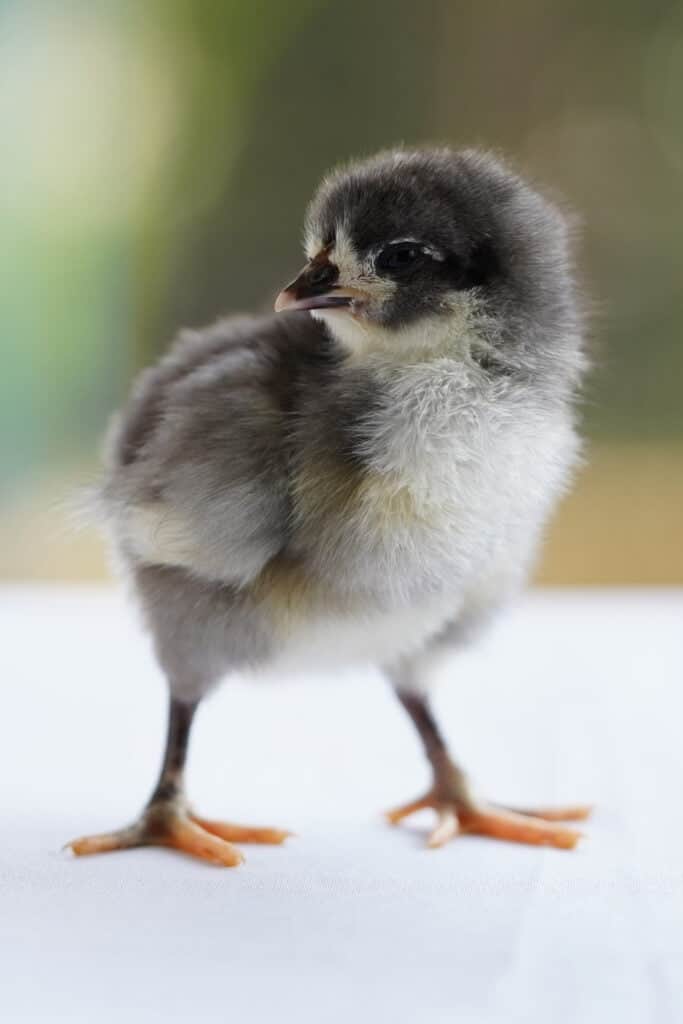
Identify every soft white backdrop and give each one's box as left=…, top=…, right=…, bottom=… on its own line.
left=1, top=587, right=681, bottom=1022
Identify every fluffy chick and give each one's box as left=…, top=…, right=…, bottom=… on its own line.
left=69, top=148, right=590, bottom=866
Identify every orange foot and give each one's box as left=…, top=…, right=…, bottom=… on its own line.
left=67, top=802, right=292, bottom=867
left=386, top=791, right=591, bottom=851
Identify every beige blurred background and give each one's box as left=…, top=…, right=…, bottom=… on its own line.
left=1, top=0, right=681, bottom=584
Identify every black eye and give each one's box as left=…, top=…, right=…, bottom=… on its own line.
left=375, top=242, right=426, bottom=274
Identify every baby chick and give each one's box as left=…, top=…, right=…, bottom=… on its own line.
left=69, top=148, right=590, bottom=866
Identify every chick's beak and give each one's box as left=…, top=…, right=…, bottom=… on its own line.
left=274, top=258, right=354, bottom=313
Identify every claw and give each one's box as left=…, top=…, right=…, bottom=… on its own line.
left=497, top=803, right=593, bottom=822
left=67, top=825, right=141, bottom=857
left=461, top=806, right=584, bottom=850
left=427, top=808, right=459, bottom=848
left=160, top=816, right=244, bottom=866
left=385, top=794, right=431, bottom=825
left=190, top=816, right=293, bottom=845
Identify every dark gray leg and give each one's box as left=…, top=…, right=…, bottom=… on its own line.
left=394, top=689, right=472, bottom=807
left=148, top=698, right=198, bottom=805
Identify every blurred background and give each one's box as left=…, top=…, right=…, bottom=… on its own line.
left=1, top=0, right=681, bottom=584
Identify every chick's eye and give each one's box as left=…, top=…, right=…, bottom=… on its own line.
left=375, top=242, right=425, bottom=274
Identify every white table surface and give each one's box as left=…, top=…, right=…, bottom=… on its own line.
left=1, top=586, right=682, bottom=1023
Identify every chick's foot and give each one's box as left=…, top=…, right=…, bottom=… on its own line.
left=389, top=691, right=591, bottom=851
left=67, top=801, right=292, bottom=867
left=386, top=787, right=591, bottom=851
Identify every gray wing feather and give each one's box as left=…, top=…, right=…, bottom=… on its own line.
left=101, top=315, right=318, bottom=586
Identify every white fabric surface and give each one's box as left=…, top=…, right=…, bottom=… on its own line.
left=1, top=585, right=682, bottom=1023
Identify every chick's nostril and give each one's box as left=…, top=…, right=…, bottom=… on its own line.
left=307, top=262, right=337, bottom=288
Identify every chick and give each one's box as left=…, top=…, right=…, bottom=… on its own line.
left=68, top=148, right=590, bottom=866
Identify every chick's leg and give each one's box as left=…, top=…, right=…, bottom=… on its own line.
left=386, top=689, right=590, bottom=851
left=67, top=698, right=291, bottom=867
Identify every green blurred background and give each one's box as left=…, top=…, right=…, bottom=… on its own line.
left=2, top=0, right=682, bottom=583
